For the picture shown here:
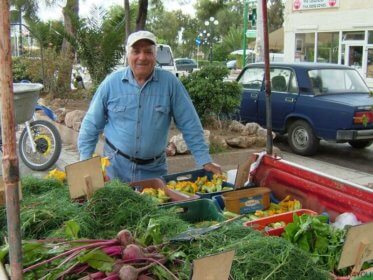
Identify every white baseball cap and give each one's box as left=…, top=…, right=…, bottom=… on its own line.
left=126, top=30, right=157, bottom=49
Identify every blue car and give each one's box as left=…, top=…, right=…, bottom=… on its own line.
left=236, top=62, right=373, bottom=155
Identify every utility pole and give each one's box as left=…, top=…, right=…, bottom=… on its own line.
left=255, top=0, right=264, bottom=62
left=242, top=0, right=248, bottom=67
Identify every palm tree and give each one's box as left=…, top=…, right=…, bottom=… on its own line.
left=56, top=0, right=79, bottom=94
left=136, top=0, right=148, bottom=30
left=10, top=0, right=79, bottom=96
left=124, top=0, right=150, bottom=39
left=124, top=0, right=130, bottom=43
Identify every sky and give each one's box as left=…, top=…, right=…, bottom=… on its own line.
left=38, top=0, right=196, bottom=21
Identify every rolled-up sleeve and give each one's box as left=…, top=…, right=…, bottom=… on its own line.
left=78, top=82, right=108, bottom=160
left=171, top=80, right=212, bottom=167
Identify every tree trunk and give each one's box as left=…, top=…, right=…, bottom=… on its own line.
left=57, top=0, right=79, bottom=97
left=124, top=0, right=131, bottom=43
left=136, top=0, right=148, bottom=30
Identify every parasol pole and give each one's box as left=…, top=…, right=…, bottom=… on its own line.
left=261, top=0, right=273, bottom=155
left=0, top=0, right=23, bottom=279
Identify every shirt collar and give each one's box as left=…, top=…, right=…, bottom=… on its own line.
left=121, top=67, right=159, bottom=84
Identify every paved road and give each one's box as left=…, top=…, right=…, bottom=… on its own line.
left=273, top=135, right=373, bottom=174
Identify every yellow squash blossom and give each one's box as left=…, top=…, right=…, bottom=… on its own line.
left=45, top=168, right=66, bottom=182
left=93, top=155, right=110, bottom=178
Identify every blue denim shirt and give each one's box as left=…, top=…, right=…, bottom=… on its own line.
left=78, top=67, right=212, bottom=179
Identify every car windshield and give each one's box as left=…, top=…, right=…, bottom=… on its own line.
left=308, top=69, right=369, bottom=95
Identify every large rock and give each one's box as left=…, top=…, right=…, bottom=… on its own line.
left=228, top=120, right=245, bottom=133
left=169, top=130, right=210, bottom=154
left=226, top=136, right=257, bottom=148
left=65, top=110, right=86, bottom=131
left=210, top=134, right=228, bottom=148
left=72, top=121, right=82, bottom=132
left=241, top=123, right=260, bottom=136
left=225, top=121, right=276, bottom=148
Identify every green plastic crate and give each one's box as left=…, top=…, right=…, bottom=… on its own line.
left=162, top=198, right=225, bottom=223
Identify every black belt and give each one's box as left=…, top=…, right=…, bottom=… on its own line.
left=105, top=139, right=162, bottom=165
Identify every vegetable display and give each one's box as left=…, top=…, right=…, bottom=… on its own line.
left=283, top=213, right=348, bottom=275
left=250, top=195, right=302, bottom=219
left=0, top=229, right=179, bottom=279
left=0, top=224, right=331, bottom=280
left=140, top=188, right=170, bottom=204
left=167, top=174, right=233, bottom=194
left=1, top=176, right=369, bottom=279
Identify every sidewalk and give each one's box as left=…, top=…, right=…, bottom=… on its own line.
left=53, top=122, right=373, bottom=188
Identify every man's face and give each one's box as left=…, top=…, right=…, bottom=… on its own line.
left=128, top=40, right=156, bottom=81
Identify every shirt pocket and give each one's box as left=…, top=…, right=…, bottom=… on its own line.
left=107, top=104, right=136, bottom=125
left=108, top=104, right=126, bottom=114
left=154, top=105, right=170, bottom=130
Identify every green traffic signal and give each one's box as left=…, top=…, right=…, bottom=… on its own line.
left=249, top=8, right=257, bottom=27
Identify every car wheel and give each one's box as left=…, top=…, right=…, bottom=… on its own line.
left=288, top=120, right=319, bottom=156
left=348, top=140, right=373, bottom=149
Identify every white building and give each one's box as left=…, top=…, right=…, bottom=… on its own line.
left=283, top=0, right=373, bottom=87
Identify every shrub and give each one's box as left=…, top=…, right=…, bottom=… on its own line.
left=11, top=49, right=75, bottom=99
left=180, top=64, right=242, bottom=125
left=12, top=56, right=31, bottom=82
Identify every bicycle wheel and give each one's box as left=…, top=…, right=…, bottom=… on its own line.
left=18, top=120, right=62, bottom=171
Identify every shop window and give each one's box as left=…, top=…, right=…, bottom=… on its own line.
left=317, top=32, right=339, bottom=63
left=342, top=31, right=364, bottom=41
left=294, top=33, right=315, bottom=62
left=368, top=49, right=373, bottom=79
left=369, top=31, right=373, bottom=44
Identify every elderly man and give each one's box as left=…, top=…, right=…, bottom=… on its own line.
left=78, top=30, right=221, bottom=182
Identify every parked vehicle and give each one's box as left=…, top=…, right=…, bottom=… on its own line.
left=226, top=60, right=237, bottom=70
left=175, top=58, right=198, bottom=73
left=236, top=62, right=373, bottom=155
left=0, top=83, right=62, bottom=171
left=156, top=44, right=177, bottom=72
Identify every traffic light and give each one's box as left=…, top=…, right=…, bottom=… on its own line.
left=249, top=8, right=257, bottom=27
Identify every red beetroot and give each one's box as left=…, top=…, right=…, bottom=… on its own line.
left=118, top=265, right=139, bottom=280
left=122, top=244, right=145, bottom=261
left=118, top=263, right=155, bottom=280
left=117, top=229, right=134, bottom=247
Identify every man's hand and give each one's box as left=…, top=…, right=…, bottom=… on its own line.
left=203, top=162, right=222, bottom=174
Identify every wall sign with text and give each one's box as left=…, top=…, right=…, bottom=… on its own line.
left=293, top=0, right=339, bottom=11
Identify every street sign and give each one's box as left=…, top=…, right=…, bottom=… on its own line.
left=195, top=38, right=201, bottom=46
left=246, top=29, right=256, bottom=38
